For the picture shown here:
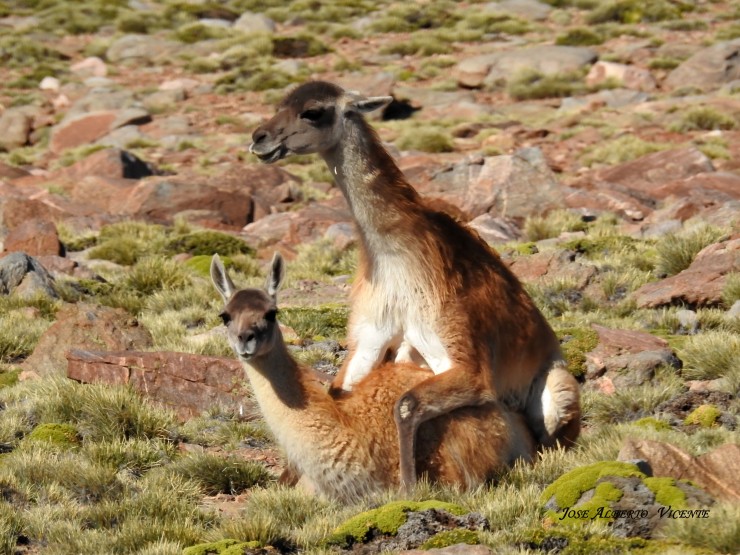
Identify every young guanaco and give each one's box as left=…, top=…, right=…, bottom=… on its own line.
left=211, top=253, right=535, bottom=502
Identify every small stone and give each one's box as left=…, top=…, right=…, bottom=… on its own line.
left=234, top=11, right=276, bottom=33
left=39, top=76, right=61, bottom=91
left=71, top=57, right=107, bottom=78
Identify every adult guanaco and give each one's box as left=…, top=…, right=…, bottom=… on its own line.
left=211, top=253, right=535, bottom=502
left=249, top=81, right=580, bottom=488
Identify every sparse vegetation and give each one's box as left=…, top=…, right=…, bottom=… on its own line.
left=669, top=107, right=737, bottom=132
left=1, top=0, right=739, bottom=552
left=655, top=225, right=727, bottom=276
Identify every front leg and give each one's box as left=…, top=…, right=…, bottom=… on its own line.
left=393, top=367, right=491, bottom=490
left=331, top=319, right=396, bottom=393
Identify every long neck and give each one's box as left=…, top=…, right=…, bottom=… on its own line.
left=242, top=337, right=378, bottom=500
left=321, top=114, right=421, bottom=251
left=243, top=339, right=311, bottom=412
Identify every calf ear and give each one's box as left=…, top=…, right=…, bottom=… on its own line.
left=210, top=254, right=236, bottom=302
left=266, top=252, right=285, bottom=301
left=349, top=95, right=393, bottom=114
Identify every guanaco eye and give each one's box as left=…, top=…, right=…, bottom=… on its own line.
left=265, top=309, right=277, bottom=322
left=300, top=108, right=325, bottom=122
left=219, top=312, right=231, bottom=325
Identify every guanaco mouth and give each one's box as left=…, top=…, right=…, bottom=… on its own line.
left=251, top=144, right=286, bottom=164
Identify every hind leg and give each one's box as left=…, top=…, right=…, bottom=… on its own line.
left=527, top=362, right=581, bottom=449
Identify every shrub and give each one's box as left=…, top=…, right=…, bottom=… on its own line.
left=655, top=225, right=727, bottom=276
left=0, top=310, right=53, bottom=363
left=669, top=107, right=737, bottom=132
left=165, top=231, right=252, bottom=257
left=272, top=34, right=330, bottom=58
left=169, top=452, right=271, bottom=495
left=586, top=0, right=682, bottom=24
left=556, top=28, right=604, bottom=46
left=174, top=22, right=232, bottom=44
left=124, top=256, right=192, bottom=296
left=581, top=135, right=669, bottom=167
left=679, top=330, right=740, bottom=382
left=507, top=69, right=587, bottom=100
left=395, top=126, right=454, bottom=153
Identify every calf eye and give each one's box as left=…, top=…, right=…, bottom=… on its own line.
left=219, top=312, right=231, bottom=325
left=265, top=309, right=277, bottom=322
left=300, top=108, right=324, bottom=121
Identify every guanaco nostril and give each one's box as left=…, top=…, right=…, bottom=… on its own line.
left=239, top=332, right=256, bottom=344
left=252, top=129, right=268, bottom=144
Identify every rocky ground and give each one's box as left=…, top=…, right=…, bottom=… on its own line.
left=0, top=0, right=739, bottom=554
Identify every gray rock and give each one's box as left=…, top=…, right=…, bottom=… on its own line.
left=455, top=46, right=598, bottom=89
left=0, top=107, right=33, bottom=151
left=106, top=34, right=181, bottom=64
left=274, top=59, right=306, bottom=76
left=468, top=214, right=521, bottom=244
left=460, top=149, right=564, bottom=220
left=728, top=300, right=740, bottom=319
left=142, top=88, right=186, bottom=112
left=95, top=125, right=147, bottom=149
left=677, top=309, right=699, bottom=335
left=234, top=11, right=276, bottom=33
left=665, top=39, right=740, bottom=92
left=65, top=89, right=140, bottom=118
left=324, top=222, right=356, bottom=251
left=484, top=0, right=552, bottom=21
left=0, top=252, right=57, bottom=299
left=199, top=18, right=232, bottom=28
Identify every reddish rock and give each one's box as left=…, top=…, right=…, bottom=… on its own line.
left=588, top=147, right=714, bottom=195
left=633, top=237, right=739, bottom=308
left=35, top=255, right=78, bottom=276
left=58, top=148, right=156, bottom=180
left=49, top=109, right=151, bottom=153
left=586, top=61, right=657, bottom=92
left=508, top=250, right=597, bottom=289
left=0, top=161, right=30, bottom=180
left=618, top=438, right=740, bottom=502
left=66, top=349, right=255, bottom=421
left=584, top=325, right=677, bottom=386
left=563, top=186, right=651, bottom=221
left=242, top=199, right=351, bottom=249
left=23, top=303, right=153, bottom=376
left=3, top=219, right=62, bottom=256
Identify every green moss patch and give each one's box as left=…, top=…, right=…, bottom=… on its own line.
left=683, top=405, right=721, bottom=428
left=522, top=527, right=655, bottom=555
left=633, top=417, right=671, bottom=431
left=183, top=539, right=261, bottom=555
left=541, top=461, right=645, bottom=510
left=557, top=327, right=599, bottom=378
left=165, top=231, right=252, bottom=257
left=561, top=236, right=638, bottom=259
left=421, top=529, right=479, bottom=549
left=326, top=500, right=467, bottom=548
left=643, top=477, right=688, bottom=509
left=25, top=423, right=80, bottom=448
left=0, top=368, right=20, bottom=389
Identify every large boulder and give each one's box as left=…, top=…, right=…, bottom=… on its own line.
left=455, top=46, right=598, bottom=89
left=584, top=325, right=679, bottom=388
left=3, top=219, right=62, bottom=257
left=665, top=39, right=740, bottom=92
left=49, top=109, right=151, bottom=153
left=618, top=439, right=740, bottom=503
left=23, top=303, right=153, bottom=376
left=66, top=349, right=255, bottom=421
left=541, top=461, right=713, bottom=539
left=0, top=252, right=57, bottom=299
left=633, top=237, right=739, bottom=308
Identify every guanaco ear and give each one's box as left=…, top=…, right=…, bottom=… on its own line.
left=347, top=95, right=393, bottom=114
left=265, top=252, right=285, bottom=301
left=210, top=254, right=236, bottom=302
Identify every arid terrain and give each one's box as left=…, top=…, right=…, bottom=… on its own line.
left=0, top=0, right=738, bottom=554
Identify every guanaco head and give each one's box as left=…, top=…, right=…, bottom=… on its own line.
left=210, top=253, right=285, bottom=361
left=250, top=80, right=392, bottom=163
